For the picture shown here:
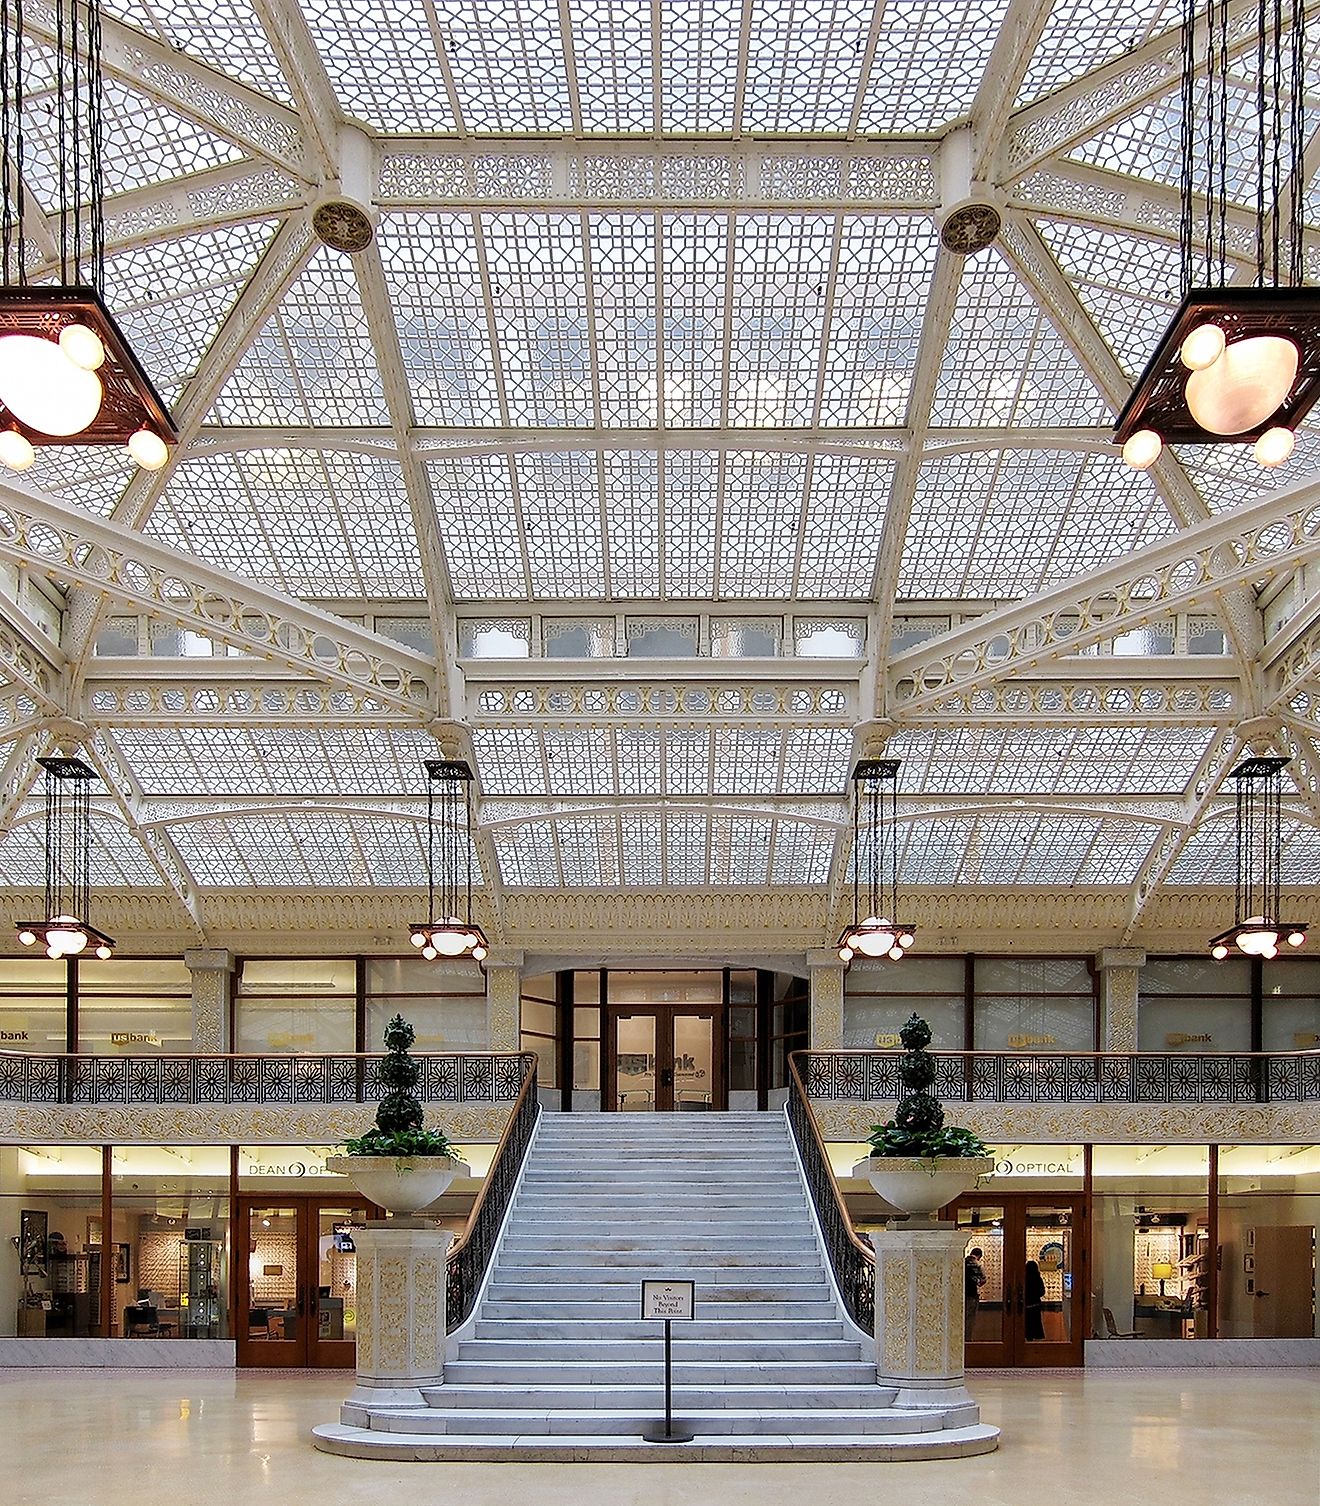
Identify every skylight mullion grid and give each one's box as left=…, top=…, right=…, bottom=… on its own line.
left=659, top=0, right=741, bottom=132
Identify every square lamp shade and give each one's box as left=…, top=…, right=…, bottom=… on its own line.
left=1150, top=1262, right=1176, bottom=1281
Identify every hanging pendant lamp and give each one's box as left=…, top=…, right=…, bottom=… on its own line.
left=837, top=758, right=916, bottom=965
left=15, top=755, right=114, bottom=960
left=1208, top=753, right=1307, bottom=961
left=408, top=759, right=487, bottom=963
left=0, top=0, right=177, bottom=472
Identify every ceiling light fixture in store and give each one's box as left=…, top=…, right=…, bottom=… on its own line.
left=1209, top=754, right=1307, bottom=961
left=837, top=758, right=915, bottom=964
left=409, top=759, right=487, bottom=963
left=0, top=0, right=177, bottom=472
left=1115, top=0, right=1320, bottom=470
left=15, top=755, right=114, bottom=960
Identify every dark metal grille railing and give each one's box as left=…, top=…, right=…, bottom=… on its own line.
left=786, top=1052, right=874, bottom=1334
left=0, top=1051, right=532, bottom=1106
left=799, top=1050, right=1320, bottom=1104
left=446, top=1059, right=540, bottom=1331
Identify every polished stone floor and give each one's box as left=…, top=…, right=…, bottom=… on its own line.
left=0, top=1367, right=1315, bottom=1503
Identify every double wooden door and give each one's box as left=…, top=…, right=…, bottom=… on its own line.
left=236, top=1194, right=374, bottom=1367
left=605, top=1006, right=723, bottom=1111
left=950, top=1192, right=1088, bottom=1366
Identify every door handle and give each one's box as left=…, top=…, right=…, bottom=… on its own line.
left=660, top=1068, right=674, bottom=1087
left=296, top=1288, right=305, bottom=1317
left=1016, top=1285, right=1024, bottom=1314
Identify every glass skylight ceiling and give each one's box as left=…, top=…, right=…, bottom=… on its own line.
left=1, top=0, right=1318, bottom=909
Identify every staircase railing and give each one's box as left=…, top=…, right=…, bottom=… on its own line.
left=446, top=1055, right=540, bottom=1331
left=786, top=1050, right=874, bottom=1334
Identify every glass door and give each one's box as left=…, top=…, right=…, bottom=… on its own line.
left=951, top=1194, right=1086, bottom=1367
left=607, top=1008, right=722, bottom=1111
left=237, top=1196, right=372, bottom=1367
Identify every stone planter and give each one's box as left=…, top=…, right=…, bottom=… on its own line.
left=852, top=1155, right=994, bottom=1218
left=325, top=1154, right=470, bottom=1216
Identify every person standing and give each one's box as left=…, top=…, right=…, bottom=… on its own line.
left=964, top=1247, right=986, bottom=1339
left=1024, top=1258, right=1047, bottom=1341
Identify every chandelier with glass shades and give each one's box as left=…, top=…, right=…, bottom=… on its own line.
left=409, top=759, right=487, bottom=962
left=0, top=0, right=177, bottom=473
left=15, top=755, right=114, bottom=960
left=1209, top=753, right=1307, bottom=961
left=1116, top=0, right=1320, bottom=473
left=837, top=758, right=916, bottom=964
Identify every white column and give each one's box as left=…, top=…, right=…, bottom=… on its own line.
left=184, top=948, right=233, bottom=1053
left=807, top=948, right=846, bottom=1049
left=484, top=947, right=523, bottom=1052
left=870, top=1225, right=978, bottom=1413
left=347, top=1223, right=454, bottom=1407
left=1097, top=947, right=1144, bottom=1053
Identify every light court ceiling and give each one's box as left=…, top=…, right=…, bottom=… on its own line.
left=2, top=0, right=1320, bottom=945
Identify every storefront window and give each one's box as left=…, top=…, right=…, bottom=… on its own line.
left=236, top=959, right=356, bottom=1054
left=1092, top=1144, right=1210, bottom=1340
left=77, top=959, right=192, bottom=1055
left=728, top=970, right=758, bottom=1103
left=364, top=958, right=485, bottom=1053
left=1262, top=960, right=1320, bottom=1053
left=519, top=973, right=558, bottom=1090
left=1217, top=1144, right=1320, bottom=1338
left=110, top=1146, right=230, bottom=1338
left=973, top=958, right=1096, bottom=1051
left=1139, top=957, right=1252, bottom=1052
left=842, top=956, right=965, bottom=1049
left=0, top=1145, right=103, bottom=1336
left=573, top=971, right=601, bottom=1110
left=0, top=959, right=67, bottom=1053
left=771, top=974, right=808, bottom=1092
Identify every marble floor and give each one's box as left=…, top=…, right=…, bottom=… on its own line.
left=0, top=1367, right=1315, bottom=1504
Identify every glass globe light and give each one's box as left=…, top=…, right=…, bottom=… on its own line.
left=1211, top=943, right=1230, bottom=960
left=897, top=932, right=915, bottom=948
left=409, top=930, right=427, bottom=948
left=17, top=929, right=35, bottom=946
left=1185, top=335, right=1299, bottom=434
left=1254, top=426, right=1295, bottom=467
left=0, top=429, right=34, bottom=470
left=46, top=917, right=87, bottom=956
left=838, top=945, right=854, bottom=963
left=887, top=946, right=904, bottom=960
left=59, top=323, right=105, bottom=371
left=0, top=334, right=104, bottom=435
left=127, top=428, right=169, bottom=470
left=1235, top=920, right=1279, bottom=957
left=1122, top=429, right=1162, bottom=470
left=432, top=923, right=471, bottom=957
left=1263, top=944, right=1279, bottom=959
left=94, top=944, right=112, bottom=960
left=472, top=944, right=487, bottom=962
left=45, top=946, right=58, bottom=959
left=1287, top=931, right=1306, bottom=948
left=1179, top=323, right=1225, bottom=372
left=421, top=945, right=437, bottom=960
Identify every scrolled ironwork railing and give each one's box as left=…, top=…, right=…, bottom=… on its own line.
left=799, top=1049, right=1320, bottom=1104
left=446, top=1056, right=540, bottom=1331
left=0, top=1050, right=534, bottom=1106
left=786, top=1051, right=874, bottom=1335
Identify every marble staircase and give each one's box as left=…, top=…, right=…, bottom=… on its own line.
left=313, top=1112, right=999, bottom=1460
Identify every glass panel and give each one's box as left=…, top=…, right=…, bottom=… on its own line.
left=1025, top=1206, right=1074, bottom=1345
left=673, top=1013, right=714, bottom=1110
left=0, top=1145, right=103, bottom=1337
left=574, top=971, right=601, bottom=1006
left=1092, top=1145, right=1210, bottom=1339
left=111, top=1146, right=230, bottom=1339
left=236, top=959, right=356, bottom=1054
left=573, top=1006, right=601, bottom=1092
left=974, top=996, right=1094, bottom=1051
left=610, top=971, right=721, bottom=1005
left=0, top=958, right=68, bottom=1053
left=615, top=1013, right=657, bottom=1111
left=1137, top=996, right=1252, bottom=1052
left=521, top=999, right=557, bottom=1036
left=956, top=1205, right=1005, bottom=1346
left=246, top=1205, right=300, bottom=1343
left=975, top=958, right=1092, bottom=994
left=1217, top=1145, right=1320, bottom=1338
left=842, top=990, right=965, bottom=1049
left=77, top=959, right=193, bottom=1055
left=316, top=1204, right=369, bottom=1342
left=365, top=957, right=486, bottom=1052
left=1141, top=957, right=1252, bottom=995
left=1262, top=959, right=1320, bottom=1052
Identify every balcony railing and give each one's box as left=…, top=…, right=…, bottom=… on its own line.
left=0, top=1050, right=535, bottom=1105
left=798, top=1049, right=1320, bottom=1104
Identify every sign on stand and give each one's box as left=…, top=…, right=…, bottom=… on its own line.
left=640, top=1279, right=695, bottom=1444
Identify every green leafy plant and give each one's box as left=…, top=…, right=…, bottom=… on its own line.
left=342, top=1014, right=460, bottom=1160
left=867, top=1013, right=989, bottom=1160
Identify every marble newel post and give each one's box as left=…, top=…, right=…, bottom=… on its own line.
left=869, top=1223, right=976, bottom=1411
left=347, top=1223, right=454, bottom=1407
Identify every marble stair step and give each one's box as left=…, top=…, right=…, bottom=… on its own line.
left=417, top=1384, right=905, bottom=1414
left=500, top=1232, right=818, bottom=1250
left=485, top=1271, right=827, bottom=1292
left=515, top=1196, right=800, bottom=1210
left=447, top=1356, right=873, bottom=1381
left=457, top=1338, right=865, bottom=1362
left=495, top=1251, right=823, bottom=1271
left=478, top=1297, right=841, bottom=1320
left=470, top=1319, right=851, bottom=1343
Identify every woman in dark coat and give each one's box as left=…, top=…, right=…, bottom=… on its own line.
left=1024, top=1259, right=1046, bottom=1341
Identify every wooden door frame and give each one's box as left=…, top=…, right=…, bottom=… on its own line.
left=951, top=1191, right=1088, bottom=1368
left=602, top=1004, right=726, bottom=1112
left=236, top=1194, right=374, bottom=1368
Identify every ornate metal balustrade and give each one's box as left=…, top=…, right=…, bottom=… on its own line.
left=799, top=1049, right=1320, bottom=1104
left=446, top=1057, right=540, bottom=1331
left=786, top=1052, right=874, bottom=1334
left=0, top=1050, right=533, bottom=1105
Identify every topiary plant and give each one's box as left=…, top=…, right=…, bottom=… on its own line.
left=867, top=1013, right=989, bottom=1159
left=343, top=1013, right=459, bottom=1158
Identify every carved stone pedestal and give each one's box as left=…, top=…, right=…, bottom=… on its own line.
left=869, top=1224, right=977, bottom=1412
left=346, top=1222, right=453, bottom=1409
